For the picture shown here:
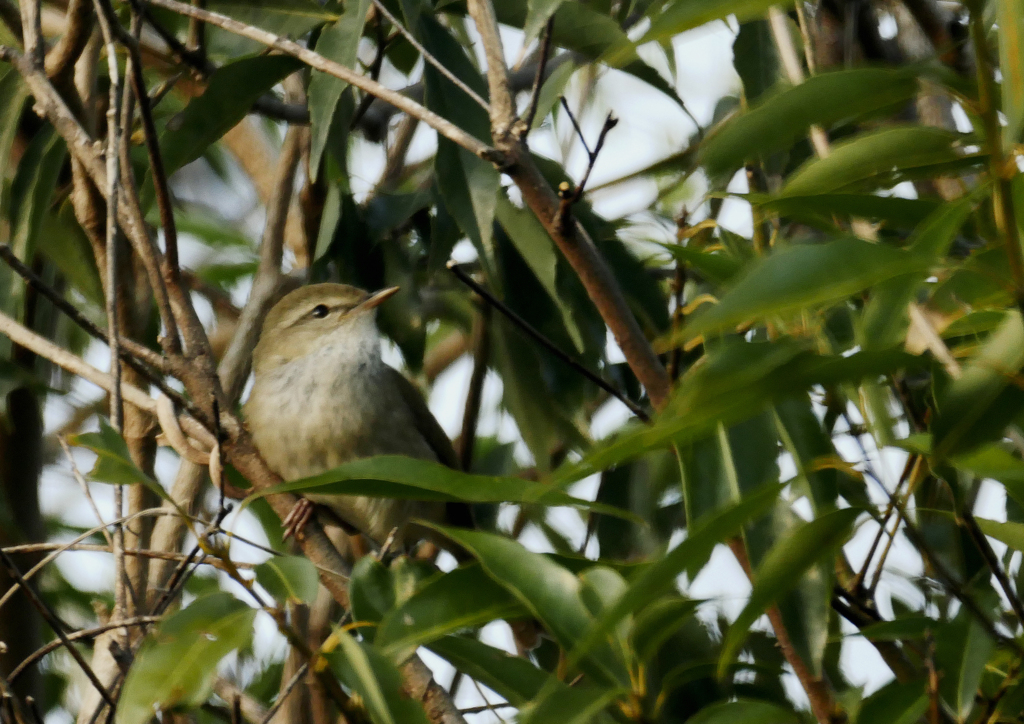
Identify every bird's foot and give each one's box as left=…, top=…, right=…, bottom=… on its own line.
left=282, top=498, right=316, bottom=540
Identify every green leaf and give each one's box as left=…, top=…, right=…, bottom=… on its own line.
left=524, top=0, right=565, bottom=44
left=773, top=396, right=838, bottom=514
left=718, top=507, right=862, bottom=675
left=933, top=311, right=1024, bottom=458
left=998, top=0, right=1024, bottom=144
left=376, top=563, right=525, bottom=658
left=640, top=0, right=791, bottom=46
left=685, top=699, right=799, bottom=724
left=117, top=593, right=256, bottom=724
left=308, top=0, right=370, bottom=178
left=425, top=525, right=629, bottom=686
left=325, top=630, right=431, bottom=724
left=630, top=597, right=703, bottom=663
left=241, top=455, right=636, bottom=520
left=970, top=517, right=1024, bottom=553
left=158, top=55, right=303, bottom=179
left=669, top=238, right=928, bottom=345
left=254, top=555, right=319, bottom=605
left=755, top=193, right=941, bottom=230
left=9, top=126, right=67, bottom=263
left=654, top=243, right=741, bottom=285
left=855, top=680, right=928, bottom=724
left=935, top=606, right=995, bottom=718
left=860, top=193, right=978, bottom=350
left=349, top=556, right=396, bottom=635
left=71, top=419, right=173, bottom=505
left=496, top=195, right=585, bottom=351
left=858, top=616, right=933, bottom=641
left=701, top=69, right=920, bottom=178
left=951, top=444, right=1024, bottom=509
left=781, top=126, right=984, bottom=195
left=517, top=685, right=623, bottom=724
left=0, top=66, right=29, bottom=191
left=733, top=20, right=779, bottom=105
left=427, top=635, right=547, bottom=706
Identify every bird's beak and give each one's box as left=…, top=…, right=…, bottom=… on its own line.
left=357, top=286, right=400, bottom=313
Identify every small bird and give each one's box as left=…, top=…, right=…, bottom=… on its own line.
left=244, top=283, right=467, bottom=548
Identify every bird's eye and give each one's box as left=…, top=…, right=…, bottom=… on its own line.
left=310, top=304, right=330, bottom=319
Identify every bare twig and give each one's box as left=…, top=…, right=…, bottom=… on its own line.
left=521, top=17, right=555, bottom=133
left=258, top=662, right=308, bottom=724
left=139, top=0, right=500, bottom=162
left=18, top=0, right=42, bottom=67
left=448, top=262, right=649, bottom=421
left=556, top=100, right=618, bottom=231
left=371, top=0, right=489, bottom=111
left=0, top=549, right=116, bottom=708
left=7, top=617, right=162, bottom=684
left=466, top=0, right=514, bottom=135
left=58, top=437, right=114, bottom=548
left=44, top=0, right=94, bottom=86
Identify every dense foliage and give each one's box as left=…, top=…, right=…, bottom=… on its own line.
left=2, top=0, right=1024, bottom=722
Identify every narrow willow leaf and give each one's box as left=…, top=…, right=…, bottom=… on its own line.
left=998, top=0, right=1024, bottom=144
left=325, top=630, right=431, bottom=724
left=718, top=507, right=862, bottom=676
left=157, top=55, right=303, bottom=179
left=640, top=0, right=785, bottom=48
left=254, top=556, right=319, bottom=605
left=755, top=193, right=940, bottom=230
left=685, top=699, right=799, bottom=724
left=239, top=454, right=639, bottom=522
left=524, top=0, right=565, bottom=44
left=933, top=311, right=1024, bottom=458
left=377, top=564, right=525, bottom=658
left=667, top=237, right=927, bottom=346
left=71, top=419, right=174, bottom=507
left=427, top=636, right=547, bottom=706
left=781, top=126, right=983, bottom=195
left=425, top=525, right=629, bottom=687
left=701, top=69, right=920, bottom=178
left=117, top=593, right=256, bottom=724
left=308, top=0, right=371, bottom=177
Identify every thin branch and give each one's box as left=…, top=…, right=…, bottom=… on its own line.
left=0, top=244, right=177, bottom=381
left=963, top=509, right=1024, bottom=626
left=370, top=0, right=489, bottom=112
left=556, top=100, right=618, bottom=232
left=140, top=0, right=500, bottom=162
left=7, top=617, right=162, bottom=684
left=44, top=0, right=94, bottom=86
left=257, top=662, right=308, bottom=724
left=18, top=0, right=42, bottom=67
left=0, top=308, right=217, bottom=451
left=448, top=262, right=649, bottom=421
left=0, top=549, right=116, bottom=708
left=521, top=17, right=554, bottom=133
left=466, top=0, right=515, bottom=135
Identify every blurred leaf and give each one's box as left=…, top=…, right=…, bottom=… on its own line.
left=951, top=443, right=1024, bottom=509
left=755, top=193, right=941, bottom=230
left=9, top=127, right=67, bottom=262
left=654, top=243, right=741, bottom=285
left=308, top=0, right=370, bottom=178
left=0, top=67, right=28, bottom=177
left=524, top=0, right=565, bottom=44
left=858, top=616, right=933, bottom=641
left=71, top=419, right=172, bottom=505
left=377, top=563, right=525, bottom=658
left=781, top=126, right=984, bottom=195
left=206, top=0, right=333, bottom=39
left=117, top=593, right=256, bottom=724
left=641, top=0, right=796, bottom=47
left=530, top=60, right=575, bottom=129
left=325, top=630, right=431, bottom=724
left=773, top=396, right=838, bottom=513
left=860, top=194, right=978, bottom=350
left=701, top=69, right=920, bottom=178
left=970, top=517, right=1024, bottom=553
left=496, top=195, right=585, bottom=351
left=686, top=699, right=799, bottom=724
left=158, top=55, right=303, bottom=179
left=254, top=556, right=319, bottom=605
left=410, top=8, right=498, bottom=271
left=733, top=20, right=779, bottom=105
left=517, top=685, right=623, bottom=724
left=668, top=238, right=928, bottom=346
left=240, top=455, right=638, bottom=521
left=719, top=507, right=862, bottom=675
left=857, top=680, right=928, bottom=724
left=631, top=597, right=703, bottom=663
left=935, top=605, right=995, bottom=718
left=998, top=0, right=1024, bottom=144
left=427, top=635, right=547, bottom=706
left=349, top=557, right=395, bottom=638
left=933, top=311, right=1024, bottom=458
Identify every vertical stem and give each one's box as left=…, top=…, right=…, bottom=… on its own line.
left=459, top=303, right=491, bottom=471
left=969, top=5, right=1024, bottom=304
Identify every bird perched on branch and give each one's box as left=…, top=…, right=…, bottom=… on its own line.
left=244, top=283, right=470, bottom=549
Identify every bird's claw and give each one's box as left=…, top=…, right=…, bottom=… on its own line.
left=282, top=498, right=315, bottom=540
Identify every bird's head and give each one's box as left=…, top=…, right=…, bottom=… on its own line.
left=252, top=283, right=398, bottom=373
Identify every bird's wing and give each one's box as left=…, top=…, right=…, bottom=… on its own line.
left=386, top=367, right=475, bottom=533
left=386, top=366, right=459, bottom=469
